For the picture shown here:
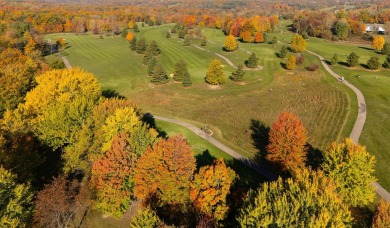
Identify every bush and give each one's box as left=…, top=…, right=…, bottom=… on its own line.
left=305, top=64, right=319, bottom=71
left=347, top=52, right=359, bottom=67
left=301, top=31, right=309, bottom=39
left=296, top=54, right=305, bottom=65
left=384, top=55, right=390, bottom=69
left=320, top=31, right=332, bottom=40
left=367, top=56, right=380, bottom=70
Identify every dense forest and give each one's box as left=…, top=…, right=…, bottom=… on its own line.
left=1, top=0, right=390, bottom=227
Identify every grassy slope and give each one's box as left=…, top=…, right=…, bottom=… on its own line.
left=45, top=24, right=351, bottom=159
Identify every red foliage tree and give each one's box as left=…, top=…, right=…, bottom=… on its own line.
left=254, top=32, right=264, bottom=43
left=266, top=112, right=308, bottom=173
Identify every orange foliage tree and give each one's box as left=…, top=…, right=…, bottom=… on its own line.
left=372, top=36, right=385, bottom=51
left=126, top=32, right=134, bottom=42
left=190, top=159, right=236, bottom=221
left=253, top=32, right=264, bottom=43
left=266, top=112, right=308, bottom=173
left=240, top=30, right=252, bottom=43
left=372, top=200, right=390, bottom=228
left=134, top=135, right=196, bottom=206
left=91, top=133, right=138, bottom=218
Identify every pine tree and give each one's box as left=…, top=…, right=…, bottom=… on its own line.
left=182, top=71, right=192, bottom=87
left=367, top=56, right=380, bottom=70
left=143, top=40, right=160, bottom=64
left=166, top=31, right=171, bottom=38
left=133, top=23, right=139, bottom=32
left=173, top=60, right=187, bottom=82
left=331, top=53, right=339, bottom=65
left=136, top=38, right=147, bottom=54
left=347, top=52, right=359, bottom=67
left=147, top=57, right=158, bottom=76
left=246, top=53, right=259, bottom=68
left=381, top=42, right=390, bottom=55
left=151, top=64, right=169, bottom=84
left=129, top=36, right=137, bottom=51
left=183, top=35, right=191, bottom=46
left=205, top=59, right=226, bottom=85
left=279, top=45, right=288, bottom=58
left=224, top=35, right=237, bottom=52
left=384, top=55, right=390, bottom=69
left=230, top=64, right=245, bottom=82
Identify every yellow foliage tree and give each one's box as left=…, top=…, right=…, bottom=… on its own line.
left=372, top=36, right=385, bottom=51
left=224, top=35, right=237, bottom=52
left=240, top=30, right=252, bottom=43
left=286, top=55, right=297, bottom=70
left=205, top=59, right=226, bottom=85
left=291, top=34, right=306, bottom=53
left=128, top=20, right=135, bottom=29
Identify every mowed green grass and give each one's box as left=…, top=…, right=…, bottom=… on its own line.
left=45, top=24, right=351, bottom=161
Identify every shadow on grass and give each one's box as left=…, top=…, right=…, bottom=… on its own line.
left=143, top=113, right=165, bottom=137
left=359, top=46, right=373, bottom=51
left=102, top=89, right=125, bottom=99
left=339, top=61, right=350, bottom=67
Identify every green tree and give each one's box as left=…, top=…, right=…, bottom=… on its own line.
left=367, top=56, right=380, bottom=70
left=129, top=36, right=137, bottom=51
left=384, top=55, right=390, bottom=69
left=270, top=36, right=278, bottom=44
left=331, top=53, right=339, bottom=65
left=321, top=138, right=376, bottom=207
left=130, top=207, right=160, bottom=228
left=245, top=53, right=258, bottom=68
left=173, top=60, right=188, bottom=82
left=178, top=28, right=187, bottom=39
left=183, top=35, right=191, bottom=46
left=346, top=52, right=359, bottom=67
left=147, top=57, right=158, bottom=76
left=382, top=43, right=390, bottom=55
left=166, top=31, right=171, bottom=38
left=230, top=64, right=245, bottom=82
left=237, top=169, right=352, bottom=227
left=205, top=59, right=226, bottom=85
left=182, top=71, right=192, bottom=87
left=142, top=41, right=160, bottom=65
left=291, top=34, right=306, bottom=53
left=151, top=64, right=169, bottom=84
left=136, top=38, right=147, bottom=54
left=333, top=22, right=349, bottom=39
left=133, top=23, right=139, bottom=33
left=201, top=37, right=207, bottom=46
left=0, top=166, right=34, bottom=227
left=279, top=45, right=288, bottom=58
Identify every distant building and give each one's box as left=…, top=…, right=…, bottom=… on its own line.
left=365, top=24, right=386, bottom=34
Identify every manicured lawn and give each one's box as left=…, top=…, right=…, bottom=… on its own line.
left=45, top=23, right=352, bottom=165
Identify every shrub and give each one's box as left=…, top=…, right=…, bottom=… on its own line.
left=305, top=64, right=319, bottom=71
left=367, top=56, right=380, bottom=70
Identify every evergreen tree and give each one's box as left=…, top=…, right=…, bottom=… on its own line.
left=147, top=57, right=158, bottom=76
left=183, top=35, right=191, bottom=46
left=147, top=40, right=160, bottom=56
left=151, top=64, right=169, bottom=84
left=367, top=56, right=380, bottom=70
left=166, top=31, right=171, bottom=38
left=246, top=53, right=259, bottom=68
left=136, top=38, right=147, bottom=54
left=133, top=23, right=139, bottom=32
left=279, top=45, right=288, bottom=58
left=347, top=52, right=359, bottom=67
left=178, top=28, right=187, bottom=39
left=182, top=71, right=192, bottom=87
left=205, top=59, right=225, bottom=85
left=331, top=53, right=339, bottom=65
left=173, top=60, right=187, bottom=82
left=129, top=36, right=137, bottom=51
left=381, top=42, right=390, bottom=55
left=270, top=36, right=278, bottom=44
left=383, top=55, right=390, bottom=69
left=230, top=64, right=245, bottom=82
left=121, top=28, right=128, bottom=38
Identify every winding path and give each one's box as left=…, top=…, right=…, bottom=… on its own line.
left=305, top=50, right=390, bottom=202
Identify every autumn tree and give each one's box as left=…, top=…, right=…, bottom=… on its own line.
left=126, top=32, right=134, bottom=41
left=384, top=55, right=390, bottom=69
left=254, top=32, right=264, bottom=43
left=205, top=59, right=226, bottom=85
left=286, top=54, right=297, bottom=70
left=367, top=56, right=380, bottom=70
left=321, top=138, right=376, bottom=207
left=279, top=45, right=288, bottom=58
left=240, top=30, right=252, bottom=43
left=130, top=207, right=160, bottom=228
left=91, top=133, right=138, bottom=218
left=266, top=112, right=307, bottom=173
left=134, top=135, right=196, bottom=206
left=291, top=34, right=306, bottom=53
left=151, top=64, right=169, bottom=84
left=34, top=176, right=80, bottom=228
left=346, top=52, right=359, bottom=67
left=372, top=36, right=385, bottom=51
left=245, top=53, right=259, bottom=68
left=224, top=35, right=237, bottom=52
left=237, top=169, right=352, bottom=227
left=372, top=200, right=390, bottom=228
left=331, top=53, right=339, bottom=65
left=23, top=68, right=101, bottom=150
left=24, top=37, right=37, bottom=55
left=230, top=64, right=245, bottom=82
left=0, top=166, right=33, bottom=227
left=190, top=159, right=236, bottom=221
left=173, top=60, right=188, bottom=82
left=382, top=43, right=390, bottom=55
